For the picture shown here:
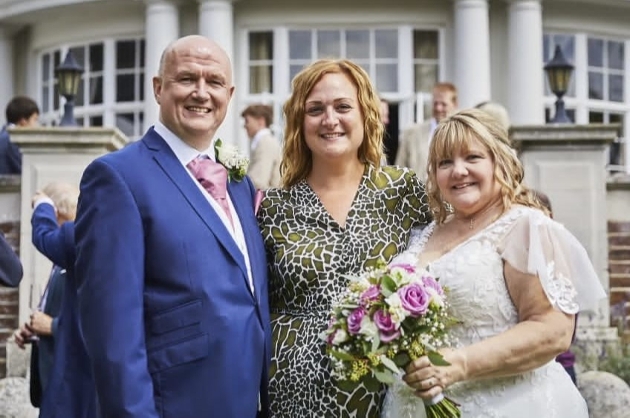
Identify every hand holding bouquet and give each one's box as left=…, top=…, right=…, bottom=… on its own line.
left=322, top=261, right=461, bottom=417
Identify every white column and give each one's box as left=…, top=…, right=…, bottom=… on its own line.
left=143, top=0, right=180, bottom=132
left=453, top=0, right=491, bottom=109
left=198, top=0, right=237, bottom=145
left=507, top=0, right=544, bottom=124
left=0, top=27, right=15, bottom=118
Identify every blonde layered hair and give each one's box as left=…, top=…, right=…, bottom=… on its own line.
left=281, top=59, right=384, bottom=188
left=426, top=108, right=548, bottom=223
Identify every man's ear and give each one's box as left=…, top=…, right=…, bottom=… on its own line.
left=153, top=76, right=163, bottom=104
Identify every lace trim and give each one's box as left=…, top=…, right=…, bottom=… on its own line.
left=545, top=261, right=579, bottom=314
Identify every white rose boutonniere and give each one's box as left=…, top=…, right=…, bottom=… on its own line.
left=214, top=139, right=249, bottom=182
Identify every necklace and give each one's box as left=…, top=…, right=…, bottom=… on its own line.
left=453, top=201, right=503, bottom=230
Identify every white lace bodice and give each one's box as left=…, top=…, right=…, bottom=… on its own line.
left=382, top=206, right=603, bottom=418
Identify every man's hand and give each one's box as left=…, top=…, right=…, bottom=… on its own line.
left=31, top=191, right=49, bottom=208
left=13, top=325, right=35, bottom=349
left=28, top=311, right=53, bottom=336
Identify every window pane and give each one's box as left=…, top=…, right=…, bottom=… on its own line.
left=89, top=115, right=103, bottom=126
left=588, top=72, right=604, bottom=99
left=139, top=73, right=144, bottom=100
left=289, top=30, right=311, bottom=60
left=317, top=30, right=340, bottom=58
left=414, top=64, right=438, bottom=92
left=249, top=65, right=273, bottom=94
left=609, top=74, right=624, bottom=102
left=346, top=30, right=369, bottom=59
left=90, top=43, right=104, bottom=72
left=414, top=30, right=438, bottom=59
left=54, top=50, right=61, bottom=69
left=117, top=74, right=136, bottom=102
left=375, top=63, right=397, bottom=92
left=249, top=32, right=273, bottom=60
left=610, top=113, right=624, bottom=124
left=117, top=40, right=136, bottom=69
left=76, top=117, right=84, bottom=127
left=75, top=78, right=85, bottom=106
left=589, top=111, right=604, bottom=123
left=42, top=87, right=49, bottom=113
left=116, top=113, right=135, bottom=137
left=140, top=40, right=145, bottom=69
left=43, top=54, right=50, bottom=81
left=375, top=29, right=397, bottom=59
left=588, top=38, right=604, bottom=67
left=289, top=64, right=304, bottom=86
left=553, top=35, right=575, bottom=62
left=543, top=34, right=550, bottom=62
left=69, top=46, right=85, bottom=68
left=608, top=41, right=624, bottom=70
left=89, top=76, right=103, bottom=104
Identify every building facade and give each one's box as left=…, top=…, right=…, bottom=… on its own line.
left=0, top=0, right=628, bottom=168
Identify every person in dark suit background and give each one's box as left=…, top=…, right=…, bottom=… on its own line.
left=75, top=35, right=270, bottom=418
left=14, top=182, right=78, bottom=406
left=26, top=181, right=98, bottom=417
left=0, top=231, right=22, bottom=287
left=0, top=96, right=39, bottom=175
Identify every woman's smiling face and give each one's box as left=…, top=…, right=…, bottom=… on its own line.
left=302, top=72, right=364, bottom=165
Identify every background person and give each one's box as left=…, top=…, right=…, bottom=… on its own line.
left=383, top=109, right=605, bottom=418
left=75, top=35, right=270, bottom=418
left=395, top=82, right=458, bottom=180
left=242, top=104, right=282, bottom=189
left=0, top=96, right=39, bottom=174
left=14, top=182, right=78, bottom=409
left=0, top=232, right=22, bottom=287
left=258, top=58, right=431, bottom=417
left=26, top=181, right=98, bottom=417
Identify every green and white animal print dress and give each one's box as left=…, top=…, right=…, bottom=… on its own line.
left=258, top=165, right=431, bottom=418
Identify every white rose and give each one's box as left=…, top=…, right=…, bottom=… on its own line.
left=332, top=329, right=349, bottom=345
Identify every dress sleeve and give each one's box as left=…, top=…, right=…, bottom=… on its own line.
left=400, top=170, right=432, bottom=227
left=498, top=208, right=606, bottom=314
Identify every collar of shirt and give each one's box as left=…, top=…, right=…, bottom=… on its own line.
left=250, top=128, right=271, bottom=152
left=428, top=118, right=439, bottom=143
left=154, top=120, right=216, bottom=165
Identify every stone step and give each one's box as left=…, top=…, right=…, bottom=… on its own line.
left=609, top=234, right=630, bottom=246
left=610, top=275, right=630, bottom=288
left=610, top=261, right=630, bottom=275
left=608, top=221, right=630, bottom=233
left=609, top=246, right=630, bottom=259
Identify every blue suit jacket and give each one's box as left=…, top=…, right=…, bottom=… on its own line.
left=75, top=128, right=271, bottom=418
left=0, top=231, right=22, bottom=287
left=0, top=126, right=23, bottom=174
left=31, top=202, right=98, bottom=418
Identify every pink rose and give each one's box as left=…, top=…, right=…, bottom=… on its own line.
left=360, top=285, right=381, bottom=304
left=347, top=307, right=366, bottom=335
left=398, top=283, right=430, bottom=317
left=422, top=275, right=444, bottom=296
left=373, top=309, right=400, bottom=343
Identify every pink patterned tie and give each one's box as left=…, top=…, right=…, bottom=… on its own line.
left=186, top=156, right=233, bottom=228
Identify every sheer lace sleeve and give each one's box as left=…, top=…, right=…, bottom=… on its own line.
left=391, top=224, right=432, bottom=265
left=498, top=208, right=606, bottom=314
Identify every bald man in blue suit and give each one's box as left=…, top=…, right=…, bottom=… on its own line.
left=75, top=35, right=270, bottom=418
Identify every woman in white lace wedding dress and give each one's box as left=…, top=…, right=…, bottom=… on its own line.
left=382, top=109, right=606, bottom=418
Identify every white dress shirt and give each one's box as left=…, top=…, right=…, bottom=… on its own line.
left=154, top=121, right=255, bottom=294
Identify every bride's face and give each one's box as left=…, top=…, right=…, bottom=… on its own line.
left=435, top=136, right=500, bottom=217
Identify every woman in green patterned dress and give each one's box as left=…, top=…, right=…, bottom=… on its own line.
left=258, top=59, right=432, bottom=417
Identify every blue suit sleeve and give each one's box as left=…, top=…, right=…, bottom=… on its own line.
left=75, top=159, right=158, bottom=418
left=0, top=232, right=22, bottom=287
left=31, top=203, right=74, bottom=268
left=7, top=141, right=22, bottom=174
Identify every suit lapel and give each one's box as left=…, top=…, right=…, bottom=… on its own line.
left=144, top=130, right=248, bottom=275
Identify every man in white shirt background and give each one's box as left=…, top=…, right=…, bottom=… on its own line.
left=395, top=82, right=458, bottom=180
left=242, top=104, right=282, bottom=190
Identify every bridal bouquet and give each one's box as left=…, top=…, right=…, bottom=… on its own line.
left=322, top=261, right=461, bottom=418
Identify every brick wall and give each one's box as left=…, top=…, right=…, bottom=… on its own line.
left=0, top=220, right=20, bottom=377
left=609, top=220, right=630, bottom=340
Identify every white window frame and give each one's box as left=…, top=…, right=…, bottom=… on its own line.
left=544, top=32, right=630, bottom=173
